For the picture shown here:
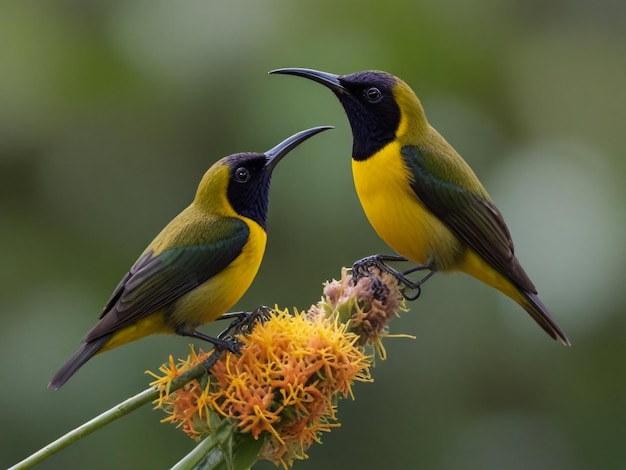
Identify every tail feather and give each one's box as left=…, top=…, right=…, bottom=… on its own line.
left=48, top=335, right=111, bottom=390
left=459, top=251, right=569, bottom=345
left=519, top=291, right=570, bottom=346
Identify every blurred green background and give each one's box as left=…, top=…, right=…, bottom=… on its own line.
left=2, top=0, right=625, bottom=469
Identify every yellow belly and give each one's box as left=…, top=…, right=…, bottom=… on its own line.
left=167, top=217, right=267, bottom=328
left=352, top=142, right=535, bottom=316
left=101, top=218, right=267, bottom=352
left=352, top=142, right=462, bottom=269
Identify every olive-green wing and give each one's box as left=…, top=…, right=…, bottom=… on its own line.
left=84, top=217, right=250, bottom=341
left=400, top=144, right=536, bottom=293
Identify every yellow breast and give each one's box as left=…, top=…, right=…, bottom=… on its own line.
left=352, top=141, right=461, bottom=268
left=172, top=217, right=267, bottom=328
left=101, top=217, right=266, bottom=353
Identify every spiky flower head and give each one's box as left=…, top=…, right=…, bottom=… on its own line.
left=310, top=267, right=407, bottom=358
left=149, top=268, right=408, bottom=468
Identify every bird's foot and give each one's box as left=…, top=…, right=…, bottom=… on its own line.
left=185, top=333, right=242, bottom=373
left=351, top=254, right=408, bottom=281
left=351, top=254, right=436, bottom=301
left=217, top=305, right=271, bottom=339
left=196, top=307, right=271, bottom=372
left=198, top=340, right=239, bottom=372
left=176, top=327, right=243, bottom=356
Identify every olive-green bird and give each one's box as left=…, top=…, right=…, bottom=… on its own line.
left=49, top=126, right=332, bottom=389
left=270, top=68, right=569, bottom=345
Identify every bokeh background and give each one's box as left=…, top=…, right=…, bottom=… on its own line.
left=2, top=1, right=625, bottom=469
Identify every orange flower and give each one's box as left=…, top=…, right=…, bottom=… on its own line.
left=208, top=309, right=371, bottom=467
left=150, top=310, right=370, bottom=467
left=149, top=267, right=407, bottom=468
left=147, top=348, right=215, bottom=439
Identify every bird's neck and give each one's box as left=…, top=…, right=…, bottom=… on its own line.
left=393, top=83, right=430, bottom=144
left=350, top=113, right=397, bottom=162
left=352, top=98, right=429, bottom=162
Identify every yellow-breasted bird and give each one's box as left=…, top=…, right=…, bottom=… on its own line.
left=270, top=68, right=569, bottom=345
left=49, top=126, right=332, bottom=389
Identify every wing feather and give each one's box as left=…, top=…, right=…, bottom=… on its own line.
left=85, top=217, right=250, bottom=341
left=401, top=144, right=536, bottom=293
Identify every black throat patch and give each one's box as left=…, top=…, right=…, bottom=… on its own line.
left=336, top=71, right=401, bottom=161
left=225, top=153, right=272, bottom=230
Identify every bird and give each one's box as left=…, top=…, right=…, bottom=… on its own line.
left=270, top=67, right=569, bottom=345
left=49, top=126, right=333, bottom=389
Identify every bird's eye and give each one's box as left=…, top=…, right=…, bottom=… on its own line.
left=364, top=87, right=382, bottom=102
left=234, top=167, right=250, bottom=183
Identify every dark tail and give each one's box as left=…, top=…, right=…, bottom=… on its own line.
left=519, top=291, right=570, bottom=346
left=48, top=335, right=111, bottom=390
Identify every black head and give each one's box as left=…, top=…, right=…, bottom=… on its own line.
left=223, top=126, right=332, bottom=229
left=270, top=68, right=402, bottom=161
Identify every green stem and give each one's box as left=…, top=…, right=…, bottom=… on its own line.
left=9, top=362, right=209, bottom=470
left=171, top=419, right=263, bottom=470
left=170, top=420, right=233, bottom=470
left=171, top=435, right=223, bottom=470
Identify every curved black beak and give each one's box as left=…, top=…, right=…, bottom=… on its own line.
left=269, top=68, right=346, bottom=95
left=265, top=126, right=333, bottom=171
